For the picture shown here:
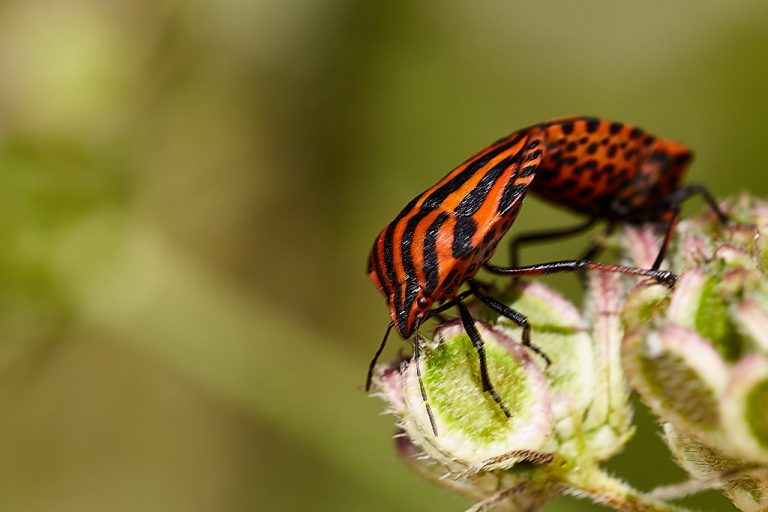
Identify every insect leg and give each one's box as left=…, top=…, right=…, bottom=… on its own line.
left=651, top=183, right=727, bottom=270
left=413, top=341, right=438, bottom=436
left=456, top=300, right=512, bottom=417
left=651, top=209, right=680, bottom=270
left=485, top=260, right=676, bottom=287
left=508, top=217, right=598, bottom=267
left=665, top=183, right=729, bottom=224
left=365, top=321, right=395, bottom=391
left=468, top=280, right=551, bottom=366
left=426, top=289, right=475, bottom=317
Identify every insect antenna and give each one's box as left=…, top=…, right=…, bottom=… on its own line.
left=413, top=341, right=438, bottom=436
left=365, top=321, right=394, bottom=392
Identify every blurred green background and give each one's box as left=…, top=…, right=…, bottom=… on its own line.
left=0, top=1, right=766, bottom=510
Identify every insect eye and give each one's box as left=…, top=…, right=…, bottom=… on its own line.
left=416, top=296, right=430, bottom=309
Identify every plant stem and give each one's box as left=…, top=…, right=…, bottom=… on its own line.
left=563, top=466, right=695, bottom=512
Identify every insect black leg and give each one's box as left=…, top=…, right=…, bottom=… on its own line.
left=413, top=341, right=438, bottom=436
left=430, top=312, right=451, bottom=323
left=649, top=183, right=728, bottom=270
left=426, top=289, right=475, bottom=318
left=665, top=183, right=729, bottom=224
left=456, top=300, right=511, bottom=418
left=652, top=209, right=680, bottom=271
left=365, top=321, right=395, bottom=391
left=485, top=259, right=676, bottom=287
left=468, top=280, right=551, bottom=366
left=508, top=217, right=598, bottom=268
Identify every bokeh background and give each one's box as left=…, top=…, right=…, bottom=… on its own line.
left=0, top=1, right=766, bottom=510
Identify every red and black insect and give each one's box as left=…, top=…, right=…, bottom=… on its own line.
left=365, top=116, right=725, bottom=429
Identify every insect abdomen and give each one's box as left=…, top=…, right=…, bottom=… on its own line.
left=529, top=117, right=691, bottom=220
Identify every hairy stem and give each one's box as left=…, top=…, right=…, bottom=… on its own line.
left=564, top=466, right=695, bottom=512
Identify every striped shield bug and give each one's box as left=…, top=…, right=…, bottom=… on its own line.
left=366, top=117, right=725, bottom=430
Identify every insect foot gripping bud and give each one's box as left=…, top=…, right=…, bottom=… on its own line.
left=622, top=194, right=768, bottom=512
left=372, top=278, right=689, bottom=512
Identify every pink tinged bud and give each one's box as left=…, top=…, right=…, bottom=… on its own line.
left=736, top=299, right=768, bottom=353
left=720, top=356, right=768, bottom=465
left=623, top=225, right=661, bottom=269
left=581, top=272, right=636, bottom=458
left=624, top=324, right=730, bottom=443
left=665, top=269, right=706, bottom=327
left=663, top=424, right=768, bottom=512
